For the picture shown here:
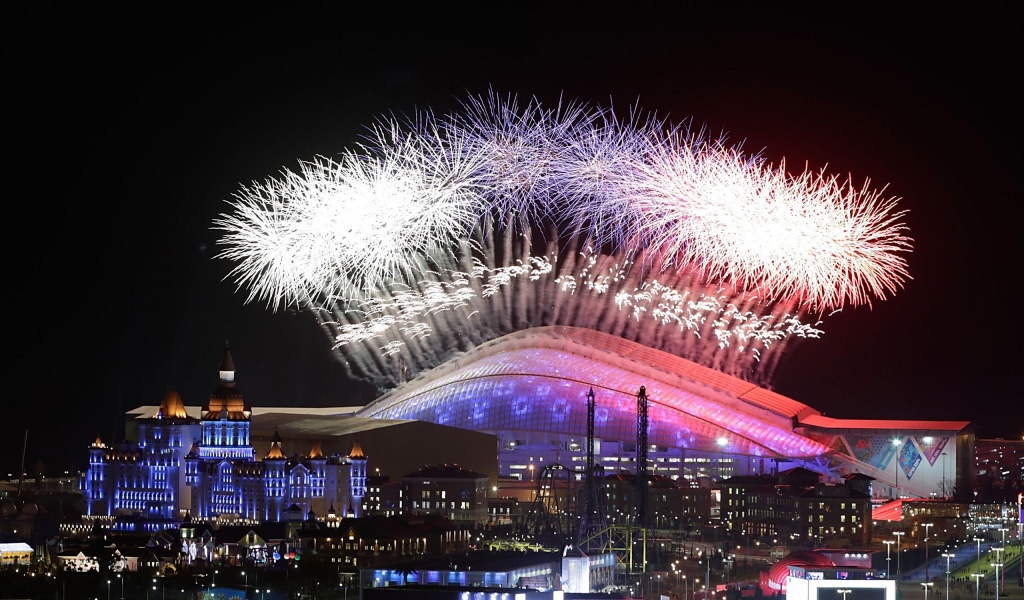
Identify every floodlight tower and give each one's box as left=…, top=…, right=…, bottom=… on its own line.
left=636, top=386, right=650, bottom=528
left=578, top=387, right=608, bottom=552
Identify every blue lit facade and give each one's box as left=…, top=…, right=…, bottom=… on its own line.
left=84, top=348, right=368, bottom=523
left=83, top=388, right=199, bottom=519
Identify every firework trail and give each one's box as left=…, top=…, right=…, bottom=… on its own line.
left=215, top=90, right=912, bottom=390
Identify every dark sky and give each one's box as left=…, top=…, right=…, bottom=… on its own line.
left=6, top=4, right=1021, bottom=477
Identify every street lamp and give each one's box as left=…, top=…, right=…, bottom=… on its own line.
left=118, top=573, right=124, bottom=600
left=706, top=554, right=712, bottom=600
left=941, top=452, right=948, bottom=498
left=894, top=531, right=906, bottom=581
left=992, top=546, right=1005, bottom=599
left=106, top=580, right=111, bottom=600
left=971, top=573, right=983, bottom=600
left=994, top=561, right=1004, bottom=600
left=941, top=552, right=955, bottom=600
left=892, top=438, right=901, bottom=498
left=922, top=582, right=934, bottom=600
left=973, top=537, right=983, bottom=577
left=923, top=523, right=934, bottom=580
left=883, top=540, right=895, bottom=578
left=837, top=590, right=852, bottom=600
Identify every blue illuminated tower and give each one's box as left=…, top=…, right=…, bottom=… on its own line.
left=263, top=428, right=287, bottom=521
left=186, top=345, right=257, bottom=519
left=84, top=436, right=109, bottom=516
left=308, top=441, right=327, bottom=501
left=348, top=439, right=367, bottom=517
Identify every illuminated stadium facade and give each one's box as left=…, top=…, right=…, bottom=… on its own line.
left=356, top=326, right=973, bottom=500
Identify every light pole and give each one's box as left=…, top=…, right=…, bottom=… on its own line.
left=106, top=580, right=111, bottom=600
left=894, top=531, right=906, bottom=581
left=992, top=546, right=1004, bottom=599
left=923, top=523, right=934, bottom=580
left=892, top=438, right=901, bottom=498
left=118, top=573, right=124, bottom=600
left=971, top=573, right=983, bottom=600
left=837, top=589, right=852, bottom=600
left=922, top=582, right=934, bottom=600
left=706, top=553, right=712, bottom=600
left=941, top=452, right=948, bottom=498
left=941, top=552, right=955, bottom=600
left=884, top=540, right=895, bottom=578
left=994, top=561, right=1004, bottom=600
left=973, top=537, right=983, bottom=578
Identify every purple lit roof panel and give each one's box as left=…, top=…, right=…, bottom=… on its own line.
left=363, top=348, right=830, bottom=458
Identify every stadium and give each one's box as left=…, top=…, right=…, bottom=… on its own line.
left=355, top=325, right=972, bottom=500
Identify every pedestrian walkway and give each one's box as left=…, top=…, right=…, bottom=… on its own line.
left=897, top=541, right=1023, bottom=600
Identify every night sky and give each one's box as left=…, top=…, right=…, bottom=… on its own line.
left=7, top=4, right=1021, bottom=478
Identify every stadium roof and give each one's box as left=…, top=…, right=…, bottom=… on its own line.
left=800, top=414, right=971, bottom=432
left=358, top=326, right=833, bottom=458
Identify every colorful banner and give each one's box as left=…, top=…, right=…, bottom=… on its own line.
left=897, top=439, right=922, bottom=481
left=914, top=436, right=949, bottom=466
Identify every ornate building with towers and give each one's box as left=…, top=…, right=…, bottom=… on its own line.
left=82, top=347, right=368, bottom=525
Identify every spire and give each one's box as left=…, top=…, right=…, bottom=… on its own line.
left=348, top=439, right=365, bottom=460
left=153, top=388, right=189, bottom=419
left=265, top=427, right=285, bottom=459
left=90, top=435, right=106, bottom=449
left=309, top=440, right=324, bottom=459
left=219, top=344, right=236, bottom=386
left=203, top=343, right=248, bottom=420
